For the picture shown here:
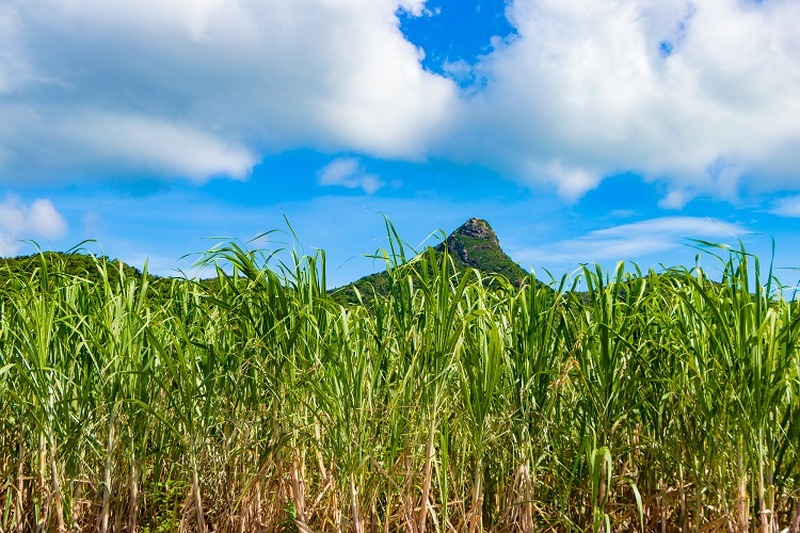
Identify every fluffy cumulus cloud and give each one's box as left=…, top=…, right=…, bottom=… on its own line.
left=0, top=195, right=68, bottom=255
left=317, top=158, right=385, bottom=194
left=517, top=216, right=747, bottom=265
left=1, top=0, right=799, bottom=204
left=456, top=0, right=800, bottom=202
left=1, top=108, right=255, bottom=183
left=0, top=0, right=456, bottom=184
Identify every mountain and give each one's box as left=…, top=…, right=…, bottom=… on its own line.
left=0, top=251, right=171, bottom=295
left=0, top=251, right=142, bottom=280
left=1, top=219, right=533, bottom=306
left=434, top=217, right=528, bottom=287
left=331, top=217, right=532, bottom=305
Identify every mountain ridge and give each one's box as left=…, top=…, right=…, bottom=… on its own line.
left=434, top=217, right=528, bottom=287
left=331, top=217, right=533, bottom=304
left=0, top=218, right=533, bottom=304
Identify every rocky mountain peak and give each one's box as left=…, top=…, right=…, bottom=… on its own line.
left=450, top=217, right=499, bottom=245
left=333, top=217, right=533, bottom=303
left=433, top=217, right=527, bottom=286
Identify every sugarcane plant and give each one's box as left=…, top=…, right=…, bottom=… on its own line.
left=1, top=229, right=799, bottom=532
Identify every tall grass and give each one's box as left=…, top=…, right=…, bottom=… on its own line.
left=1, top=233, right=799, bottom=531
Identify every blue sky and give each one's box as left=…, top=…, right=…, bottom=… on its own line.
left=2, top=0, right=800, bottom=290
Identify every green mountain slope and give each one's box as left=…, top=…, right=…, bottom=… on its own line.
left=434, top=217, right=528, bottom=287
left=0, top=251, right=175, bottom=299
left=332, top=218, right=533, bottom=305
left=0, top=219, right=533, bottom=306
left=0, top=252, right=143, bottom=282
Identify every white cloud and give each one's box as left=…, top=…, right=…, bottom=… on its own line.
left=28, top=199, right=68, bottom=238
left=453, top=0, right=800, bottom=202
left=516, top=216, right=747, bottom=265
left=317, top=158, right=385, bottom=194
left=397, top=0, right=430, bottom=17
left=770, top=195, right=800, bottom=218
left=659, top=189, right=692, bottom=210
left=65, top=112, right=255, bottom=182
left=0, top=107, right=255, bottom=182
left=0, top=7, right=29, bottom=94
left=0, top=0, right=456, bottom=184
left=1, top=0, right=799, bottom=203
left=0, top=195, right=68, bottom=255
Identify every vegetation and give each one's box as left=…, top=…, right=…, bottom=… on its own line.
left=0, top=251, right=149, bottom=287
left=332, top=218, right=531, bottom=305
left=0, top=251, right=174, bottom=302
left=1, top=223, right=800, bottom=532
left=434, top=217, right=528, bottom=286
